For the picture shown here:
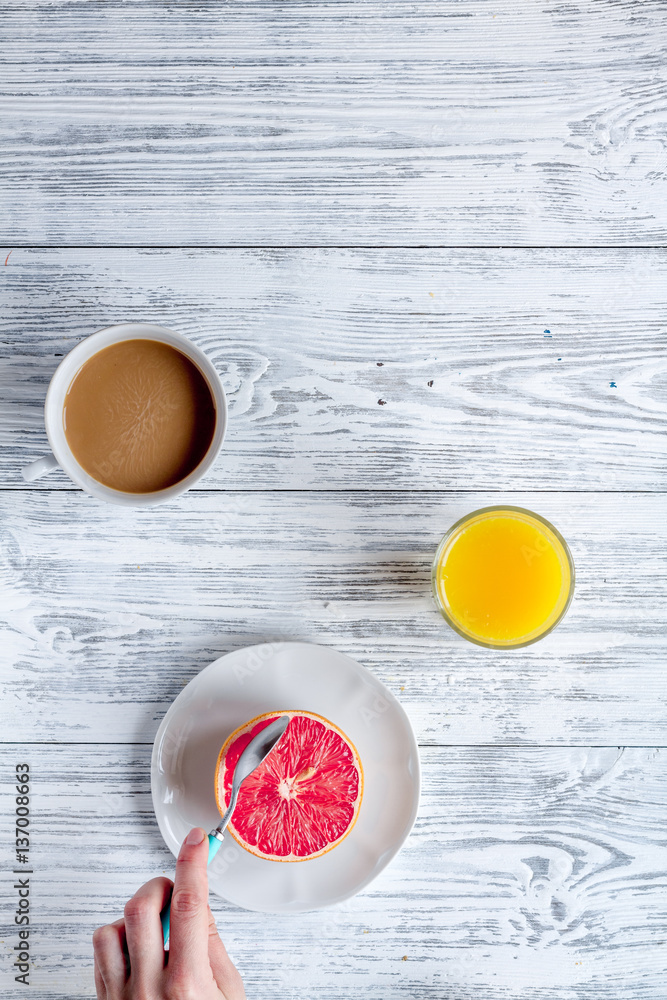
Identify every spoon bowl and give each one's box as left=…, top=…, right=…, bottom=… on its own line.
left=211, top=714, right=290, bottom=849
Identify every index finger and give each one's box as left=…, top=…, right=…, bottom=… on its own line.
left=167, top=828, right=210, bottom=979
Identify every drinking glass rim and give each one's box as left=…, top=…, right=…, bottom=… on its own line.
left=431, top=505, right=575, bottom=650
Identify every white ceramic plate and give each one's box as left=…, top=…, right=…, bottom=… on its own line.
left=151, top=642, right=421, bottom=912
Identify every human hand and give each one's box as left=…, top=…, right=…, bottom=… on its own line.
left=93, top=828, right=246, bottom=999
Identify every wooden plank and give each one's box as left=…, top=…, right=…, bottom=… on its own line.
left=2, top=247, right=666, bottom=492
left=2, top=1, right=667, bottom=246
left=1, top=744, right=664, bottom=999
left=2, top=490, right=665, bottom=745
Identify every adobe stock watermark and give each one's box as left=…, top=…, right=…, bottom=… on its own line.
left=208, top=842, right=242, bottom=878
left=521, top=531, right=549, bottom=566
left=273, top=897, right=361, bottom=999
left=12, top=763, right=32, bottom=986
left=359, top=691, right=391, bottom=728
left=599, top=257, right=656, bottom=321
left=232, top=640, right=283, bottom=685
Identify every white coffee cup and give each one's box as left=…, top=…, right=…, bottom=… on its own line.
left=22, top=323, right=227, bottom=506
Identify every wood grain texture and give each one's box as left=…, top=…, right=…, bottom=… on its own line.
left=1, top=490, right=665, bottom=745
left=3, top=2, right=667, bottom=995
left=2, top=247, right=666, bottom=491
left=1, top=744, right=665, bottom=1000
left=2, top=0, right=667, bottom=246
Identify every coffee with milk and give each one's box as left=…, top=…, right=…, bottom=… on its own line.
left=63, top=339, right=217, bottom=493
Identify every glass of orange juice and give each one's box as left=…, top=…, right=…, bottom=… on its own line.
left=431, top=506, right=574, bottom=649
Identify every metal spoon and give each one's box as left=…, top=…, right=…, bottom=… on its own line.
left=161, top=714, right=290, bottom=946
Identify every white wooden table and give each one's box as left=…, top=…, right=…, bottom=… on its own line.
left=2, top=3, right=666, bottom=998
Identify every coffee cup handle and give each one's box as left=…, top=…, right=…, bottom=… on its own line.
left=22, top=454, right=60, bottom=482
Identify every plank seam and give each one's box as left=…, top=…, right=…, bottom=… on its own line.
left=2, top=742, right=664, bottom=749
left=4, top=245, right=667, bottom=251
left=1, top=488, right=664, bottom=496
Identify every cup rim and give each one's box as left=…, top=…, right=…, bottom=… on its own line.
left=431, top=505, right=575, bottom=649
left=45, top=323, right=227, bottom=506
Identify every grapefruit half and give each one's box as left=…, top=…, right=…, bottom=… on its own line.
left=214, top=710, right=363, bottom=861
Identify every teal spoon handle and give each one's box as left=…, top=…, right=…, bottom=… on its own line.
left=207, top=833, right=223, bottom=865
left=161, top=833, right=223, bottom=947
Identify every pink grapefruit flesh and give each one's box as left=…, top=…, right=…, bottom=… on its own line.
left=214, top=710, right=363, bottom=861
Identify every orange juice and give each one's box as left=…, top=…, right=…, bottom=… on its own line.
left=432, top=507, right=574, bottom=648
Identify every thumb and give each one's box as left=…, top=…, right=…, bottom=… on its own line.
left=167, top=828, right=210, bottom=979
